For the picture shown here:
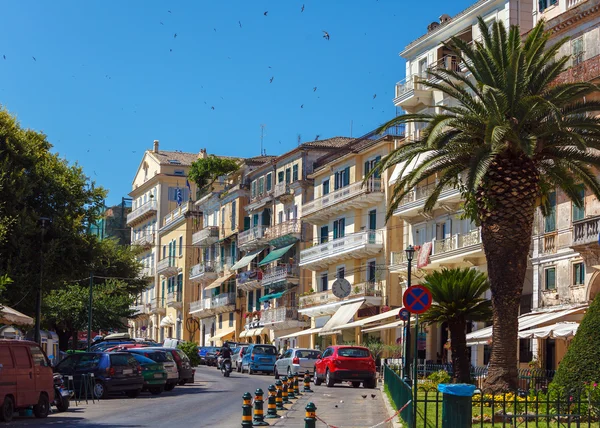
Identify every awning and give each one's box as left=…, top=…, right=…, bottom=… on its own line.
left=0, top=306, right=34, bottom=326
left=319, top=300, right=364, bottom=336
left=208, top=327, right=236, bottom=342
left=230, top=248, right=264, bottom=271
left=240, top=327, right=267, bottom=338
left=518, top=322, right=579, bottom=340
left=279, top=327, right=322, bottom=339
left=332, top=308, right=403, bottom=332
left=259, top=291, right=288, bottom=302
left=205, top=273, right=235, bottom=291
left=258, top=243, right=296, bottom=266
left=363, top=320, right=404, bottom=333
left=160, top=316, right=174, bottom=327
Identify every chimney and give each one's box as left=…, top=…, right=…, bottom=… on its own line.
left=439, top=14, right=451, bottom=24
left=198, top=148, right=207, bottom=159
left=153, top=140, right=159, bottom=153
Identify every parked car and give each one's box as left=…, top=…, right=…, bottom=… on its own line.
left=90, top=341, right=135, bottom=352
left=128, top=353, right=167, bottom=395
left=275, top=348, right=320, bottom=379
left=124, top=349, right=178, bottom=391
left=0, top=340, right=54, bottom=422
left=204, top=347, right=220, bottom=367
left=54, top=352, right=144, bottom=399
left=313, top=346, right=376, bottom=389
left=104, top=343, right=149, bottom=352
left=162, top=338, right=185, bottom=348
left=144, top=347, right=194, bottom=385
left=241, top=344, right=277, bottom=375
left=233, top=346, right=248, bottom=372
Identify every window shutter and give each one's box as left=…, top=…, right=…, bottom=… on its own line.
left=266, top=173, right=272, bottom=191
left=333, top=220, right=339, bottom=239
left=339, top=218, right=345, bottom=237
left=278, top=171, right=284, bottom=183
left=248, top=291, right=254, bottom=312
left=365, top=161, right=370, bottom=177
left=374, top=156, right=382, bottom=178
left=244, top=216, right=250, bottom=231
left=344, top=167, right=350, bottom=186
left=292, top=164, right=298, bottom=182
left=334, top=172, right=340, bottom=190
left=320, top=226, right=328, bottom=243
left=323, top=180, right=330, bottom=195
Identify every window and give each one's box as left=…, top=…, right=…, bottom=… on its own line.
left=174, top=169, right=185, bottom=176
left=13, top=346, right=31, bottom=368
left=292, top=164, right=299, bottom=182
left=253, top=214, right=259, bottom=227
left=266, top=173, right=272, bottom=191
left=320, top=272, right=328, bottom=292
left=0, top=347, right=13, bottom=368
left=162, top=245, right=166, bottom=259
left=544, top=191, right=557, bottom=233
left=167, top=187, right=189, bottom=201
left=519, top=339, right=532, bottom=363
left=278, top=171, right=284, bottom=183
left=369, top=209, right=377, bottom=230
left=258, top=177, right=265, bottom=195
left=572, top=37, right=584, bottom=66
left=179, top=236, right=183, bottom=256
left=231, top=201, right=237, bottom=230
left=545, top=267, right=556, bottom=290
left=322, top=179, right=330, bottom=196
left=278, top=211, right=283, bottom=224
left=285, top=168, right=291, bottom=184
left=256, top=289, right=262, bottom=309
left=334, top=167, right=350, bottom=190
left=320, top=226, right=329, bottom=243
left=573, top=262, right=585, bottom=286
left=333, top=218, right=345, bottom=239
left=539, top=0, right=558, bottom=12
left=251, top=181, right=257, bottom=199
left=338, top=348, right=370, bottom=358
left=248, top=291, right=254, bottom=312
left=219, top=314, right=223, bottom=329
left=367, top=260, right=376, bottom=283
left=573, top=185, right=585, bottom=222
left=365, top=156, right=382, bottom=179
left=336, top=266, right=345, bottom=279
left=229, top=312, right=234, bottom=327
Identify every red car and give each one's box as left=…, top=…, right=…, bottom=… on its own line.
left=313, top=345, right=376, bottom=389
left=105, top=343, right=149, bottom=352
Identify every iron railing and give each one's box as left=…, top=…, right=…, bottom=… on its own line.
left=265, top=219, right=302, bottom=241
left=299, top=229, right=383, bottom=266
left=302, top=178, right=383, bottom=217
left=299, top=281, right=381, bottom=308
left=127, top=200, right=157, bottom=225
left=192, top=226, right=219, bottom=246
left=238, top=225, right=266, bottom=247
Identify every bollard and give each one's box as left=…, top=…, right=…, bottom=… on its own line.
left=253, top=388, right=269, bottom=426
left=266, top=385, right=279, bottom=419
left=303, top=370, right=313, bottom=392
left=304, top=402, right=317, bottom=428
left=293, top=372, right=301, bottom=396
left=281, top=376, right=292, bottom=404
left=287, top=375, right=296, bottom=399
left=438, top=384, right=476, bottom=428
left=275, top=380, right=287, bottom=411
left=242, top=392, right=253, bottom=428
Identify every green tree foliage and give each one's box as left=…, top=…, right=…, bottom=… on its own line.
left=370, top=18, right=600, bottom=391
left=188, top=155, right=239, bottom=193
left=178, top=341, right=201, bottom=367
left=551, top=293, right=600, bottom=393
left=420, top=268, right=492, bottom=384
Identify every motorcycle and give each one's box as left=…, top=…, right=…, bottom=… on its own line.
left=53, top=373, right=72, bottom=412
left=220, top=358, right=232, bottom=377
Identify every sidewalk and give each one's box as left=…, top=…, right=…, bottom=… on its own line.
left=272, top=382, right=393, bottom=428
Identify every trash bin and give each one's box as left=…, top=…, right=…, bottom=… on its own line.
left=437, top=384, right=476, bottom=428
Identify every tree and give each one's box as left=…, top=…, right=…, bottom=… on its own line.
left=188, top=155, right=240, bottom=193
left=551, top=293, right=600, bottom=393
left=371, top=19, right=600, bottom=391
left=420, top=268, right=492, bottom=384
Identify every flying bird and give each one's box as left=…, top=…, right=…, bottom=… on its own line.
left=300, top=104, right=304, bottom=109
left=168, top=10, right=172, bottom=13
left=174, top=33, right=177, bottom=38
left=301, top=4, right=305, bottom=12
left=313, top=87, right=317, bottom=92
left=32, top=56, right=36, bottom=61
left=373, top=94, right=377, bottom=99
left=238, top=21, right=242, bottom=28
left=264, top=11, right=268, bottom=16
left=2, top=55, right=5, bottom=60
left=315, top=134, right=320, bottom=140
left=211, top=106, right=215, bottom=110
left=269, top=76, right=274, bottom=83
left=322, top=31, right=330, bottom=40
left=170, top=49, right=173, bottom=52
left=160, top=21, right=164, bottom=25
left=214, top=28, right=217, bottom=32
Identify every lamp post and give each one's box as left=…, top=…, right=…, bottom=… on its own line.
left=402, top=245, right=415, bottom=384
left=34, top=217, right=51, bottom=346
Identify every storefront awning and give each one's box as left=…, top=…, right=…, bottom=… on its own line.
left=240, top=327, right=267, bottom=338
left=331, top=308, right=402, bottom=332
left=279, top=327, right=322, bottom=339
left=0, top=305, right=34, bottom=326
left=160, top=315, right=175, bottom=327
left=208, top=327, right=236, bottom=342
left=230, top=248, right=264, bottom=271
left=259, top=291, right=287, bottom=302
left=361, top=317, right=416, bottom=333
left=319, top=300, right=364, bottom=336
left=258, top=243, right=295, bottom=266
left=205, top=273, right=235, bottom=291
left=518, top=322, right=579, bottom=340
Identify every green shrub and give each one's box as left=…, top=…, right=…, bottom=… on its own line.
left=551, top=293, right=600, bottom=393
left=421, top=370, right=452, bottom=392
left=178, top=341, right=201, bottom=367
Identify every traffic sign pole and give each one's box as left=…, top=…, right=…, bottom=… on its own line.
left=412, top=313, right=419, bottom=428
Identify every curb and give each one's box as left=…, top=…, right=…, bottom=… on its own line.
left=270, top=390, right=310, bottom=426
left=380, top=384, right=403, bottom=428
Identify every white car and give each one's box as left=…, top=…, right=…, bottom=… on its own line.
left=274, top=348, right=320, bottom=379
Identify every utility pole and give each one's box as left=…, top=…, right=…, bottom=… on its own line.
left=87, top=273, right=94, bottom=351
left=34, top=217, right=51, bottom=346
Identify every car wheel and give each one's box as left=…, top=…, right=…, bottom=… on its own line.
left=274, top=367, right=279, bottom=379
left=125, top=389, right=141, bottom=398
left=164, top=383, right=176, bottom=392
left=313, top=369, right=322, bottom=386
left=93, top=381, right=109, bottom=399
left=33, top=393, right=50, bottom=418
left=149, top=387, right=164, bottom=395
left=364, top=379, right=377, bottom=389
left=178, top=380, right=186, bottom=386
left=248, top=367, right=254, bottom=375
left=325, top=369, right=335, bottom=387
left=351, top=381, right=361, bottom=388
left=0, top=396, right=14, bottom=422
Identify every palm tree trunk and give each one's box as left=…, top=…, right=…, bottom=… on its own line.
left=448, top=319, right=471, bottom=384
left=477, top=154, right=539, bottom=392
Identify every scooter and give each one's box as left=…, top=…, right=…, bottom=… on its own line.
left=221, top=358, right=233, bottom=377
left=53, top=373, right=72, bottom=412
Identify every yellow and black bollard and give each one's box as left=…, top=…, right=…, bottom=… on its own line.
left=275, top=380, right=287, bottom=411
left=281, top=376, right=292, bottom=404
left=293, top=372, right=301, bottom=396
left=303, top=370, right=313, bottom=393
left=287, top=375, right=296, bottom=399
left=252, top=388, right=269, bottom=426
left=304, top=402, right=317, bottom=428
left=242, top=392, right=253, bottom=428
left=266, top=384, right=279, bottom=419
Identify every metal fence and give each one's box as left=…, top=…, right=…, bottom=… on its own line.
left=383, top=364, right=413, bottom=428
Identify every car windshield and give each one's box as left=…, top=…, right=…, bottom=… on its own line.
left=296, top=350, right=320, bottom=359
left=338, top=348, right=371, bottom=358
left=110, top=354, right=137, bottom=367
left=253, top=346, right=276, bottom=355
left=131, top=354, right=157, bottom=365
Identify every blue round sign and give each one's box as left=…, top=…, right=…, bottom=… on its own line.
left=398, top=308, right=410, bottom=321
left=403, top=285, right=432, bottom=314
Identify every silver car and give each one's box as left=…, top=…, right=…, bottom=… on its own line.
left=233, top=346, right=248, bottom=372
left=274, top=348, right=320, bottom=379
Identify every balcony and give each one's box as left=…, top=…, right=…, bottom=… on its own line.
left=302, top=179, right=384, bottom=224
left=572, top=216, right=600, bottom=249
left=265, top=219, right=302, bottom=246
left=157, top=257, right=179, bottom=277
left=261, top=307, right=308, bottom=331
left=130, top=304, right=145, bottom=316
left=393, top=182, right=461, bottom=221
left=393, top=72, right=432, bottom=108
left=149, top=298, right=166, bottom=315
left=189, top=292, right=236, bottom=318
left=132, top=233, right=154, bottom=249
left=216, top=256, right=233, bottom=274
left=428, top=55, right=463, bottom=82
left=137, top=266, right=155, bottom=281
left=192, top=226, right=219, bottom=247
left=189, top=261, right=217, bottom=283
left=127, top=200, right=157, bottom=226
left=166, top=290, right=183, bottom=308
left=274, top=182, right=294, bottom=202
left=299, top=282, right=382, bottom=312
left=262, top=265, right=299, bottom=288
left=300, top=230, right=383, bottom=270
left=238, top=225, right=268, bottom=250
left=389, top=228, right=484, bottom=274
left=542, top=233, right=558, bottom=254
left=236, top=269, right=263, bottom=292
left=246, top=190, right=274, bottom=212
left=161, top=201, right=193, bottom=231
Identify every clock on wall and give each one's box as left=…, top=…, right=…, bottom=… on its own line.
left=332, top=278, right=351, bottom=299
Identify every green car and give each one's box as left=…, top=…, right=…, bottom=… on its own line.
left=130, top=353, right=167, bottom=395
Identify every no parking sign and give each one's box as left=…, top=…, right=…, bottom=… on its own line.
left=402, top=285, right=432, bottom=314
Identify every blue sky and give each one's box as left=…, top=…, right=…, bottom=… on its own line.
left=0, top=0, right=472, bottom=205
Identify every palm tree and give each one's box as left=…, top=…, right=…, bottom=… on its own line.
left=372, top=18, right=600, bottom=391
left=420, top=268, right=492, bottom=384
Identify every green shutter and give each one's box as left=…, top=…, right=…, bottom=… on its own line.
left=244, top=216, right=251, bottom=231
left=545, top=192, right=557, bottom=233
left=255, top=289, right=262, bottom=309
left=320, top=226, right=328, bottom=243
left=248, top=291, right=254, bottom=312
left=278, top=171, right=284, bottom=183
left=333, top=220, right=338, bottom=240
left=323, top=180, right=329, bottom=195
left=573, top=185, right=585, bottom=222
left=266, top=173, right=272, bottom=191
left=546, top=268, right=556, bottom=290
left=374, top=156, right=382, bottom=178
left=292, top=164, right=298, bottom=182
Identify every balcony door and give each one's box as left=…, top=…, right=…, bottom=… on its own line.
left=436, top=219, right=452, bottom=240
left=333, top=218, right=345, bottom=240
left=320, top=226, right=329, bottom=244
left=414, top=226, right=427, bottom=246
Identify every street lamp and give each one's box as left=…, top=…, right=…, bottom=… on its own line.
left=402, top=245, right=415, bottom=384
left=34, top=217, right=51, bottom=346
